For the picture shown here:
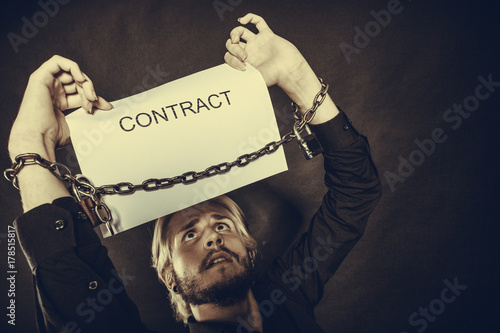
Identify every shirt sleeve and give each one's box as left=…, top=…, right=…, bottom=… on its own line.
left=267, top=109, right=382, bottom=309
left=14, top=196, right=154, bottom=333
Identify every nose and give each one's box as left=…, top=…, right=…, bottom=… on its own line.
left=204, top=230, right=223, bottom=250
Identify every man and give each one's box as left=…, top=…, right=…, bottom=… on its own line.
left=8, top=13, right=381, bottom=332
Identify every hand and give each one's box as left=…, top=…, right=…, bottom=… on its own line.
left=224, top=13, right=309, bottom=89
left=8, top=55, right=112, bottom=160
left=224, top=14, right=339, bottom=122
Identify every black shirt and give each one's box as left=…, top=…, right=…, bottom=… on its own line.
left=14, top=111, right=381, bottom=332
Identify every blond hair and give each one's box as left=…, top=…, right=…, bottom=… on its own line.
left=151, top=195, right=258, bottom=323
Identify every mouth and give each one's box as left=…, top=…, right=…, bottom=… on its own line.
left=205, top=252, right=234, bottom=270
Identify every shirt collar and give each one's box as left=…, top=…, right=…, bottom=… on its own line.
left=187, top=316, right=260, bottom=333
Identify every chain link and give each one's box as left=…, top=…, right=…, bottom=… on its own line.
left=292, top=78, right=329, bottom=132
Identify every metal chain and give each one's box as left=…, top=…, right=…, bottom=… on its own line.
left=4, top=153, right=114, bottom=234
left=4, top=78, right=328, bottom=230
left=4, top=153, right=74, bottom=189
left=93, top=79, right=328, bottom=196
left=3, top=134, right=296, bottom=234
left=292, top=78, right=329, bottom=132
left=96, top=131, right=296, bottom=195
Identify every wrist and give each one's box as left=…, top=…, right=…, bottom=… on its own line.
left=6, top=145, right=68, bottom=212
left=8, top=135, right=55, bottom=163
left=279, top=63, right=340, bottom=125
left=278, top=61, right=323, bottom=109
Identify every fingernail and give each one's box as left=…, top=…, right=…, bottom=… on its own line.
left=237, top=17, right=241, bottom=22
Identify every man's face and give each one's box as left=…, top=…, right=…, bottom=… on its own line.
left=168, top=202, right=254, bottom=307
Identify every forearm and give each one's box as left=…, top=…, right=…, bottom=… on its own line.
left=14, top=197, right=149, bottom=332
left=270, top=113, right=381, bottom=306
left=313, top=115, right=381, bottom=276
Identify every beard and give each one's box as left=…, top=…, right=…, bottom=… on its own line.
left=173, top=247, right=255, bottom=308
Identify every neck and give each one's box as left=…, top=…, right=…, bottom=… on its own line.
left=191, top=290, right=263, bottom=332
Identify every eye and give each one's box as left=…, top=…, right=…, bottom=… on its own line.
left=183, top=230, right=198, bottom=242
left=215, top=223, right=230, bottom=232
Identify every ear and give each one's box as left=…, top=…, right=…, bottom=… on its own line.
left=164, top=270, right=177, bottom=293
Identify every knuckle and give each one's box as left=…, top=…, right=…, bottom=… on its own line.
left=230, top=26, right=243, bottom=37
left=83, top=77, right=94, bottom=86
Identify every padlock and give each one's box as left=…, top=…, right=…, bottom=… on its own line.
left=294, top=123, right=324, bottom=160
left=72, top=176, right=115, bottom=235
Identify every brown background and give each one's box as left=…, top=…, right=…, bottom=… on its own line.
left=1, top=0, right=498, bottom=332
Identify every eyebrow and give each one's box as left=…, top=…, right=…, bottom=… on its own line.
left=176, top=214, right=231, bottom=237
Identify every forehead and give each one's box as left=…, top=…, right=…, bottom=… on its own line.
left=167, top=202, right=232, bottom=238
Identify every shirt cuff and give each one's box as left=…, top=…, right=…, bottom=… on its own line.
left=309, top=109, right=360, bottom=152
left=14, top=196, right=98, bottom=271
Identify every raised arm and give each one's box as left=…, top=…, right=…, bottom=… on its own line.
left=225, top=14, right=382, bottom=307
left=8, top=57, right=153, bottom=333
left=8, top=55, right=112, bottom=211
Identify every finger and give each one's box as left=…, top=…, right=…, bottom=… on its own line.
left=224, top=52, right=246, bottom=71
left=94, top=96, right=113, bottom=111
left=43, top=55, right=98, bottom=101
left=60, top=71, right=99, bottom=102
left=76, top=83, right=93, bottom=113
left=65, top=93, right=82, bottom=110
left=229, top=26, right=255, bottom=43
left=225, top=38, right=248, bottom=62
left=81, top=73, right=98, bottom=101
left=238, top=13, right=272, bottom=32
left=63, top=82, right=77, bottom=95
left=56, top=72, right=75, bottom=84
left=66, top=94, right=112, bottom=113
left=58, top=71, right=97, bottom=101
left=43, top=55, right=87, bottom=84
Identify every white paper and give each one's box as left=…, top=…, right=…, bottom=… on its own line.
left=66, top=64, right=287, bottom=237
